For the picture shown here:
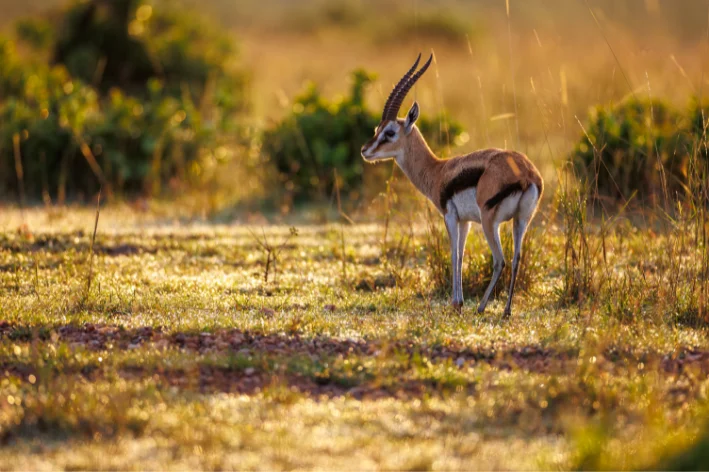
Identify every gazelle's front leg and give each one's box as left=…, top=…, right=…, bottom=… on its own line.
left=456, top=221, right=472, bottom=305
left=444, top=209, right=462, bottom=307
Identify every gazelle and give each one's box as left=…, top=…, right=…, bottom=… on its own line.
left=361, top=53, right=543, bottom=318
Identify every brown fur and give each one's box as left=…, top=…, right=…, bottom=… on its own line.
left=388, top=124, right=543, bottom=215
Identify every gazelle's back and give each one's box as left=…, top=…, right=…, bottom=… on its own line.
left=439, top=149, right=543, bottom=216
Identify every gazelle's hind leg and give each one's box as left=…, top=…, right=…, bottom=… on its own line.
left=503, top=185, right=540, bottom=318
left=502, top=217, right=528, bottom=318
left=477, top=215, right=505, bottom=314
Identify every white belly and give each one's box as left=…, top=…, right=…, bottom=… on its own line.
left=449, top=187, right=524, bottom=224
left=450, top=188, right=482, bottom=223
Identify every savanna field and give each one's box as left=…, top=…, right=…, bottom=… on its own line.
left=1, top=0, right=709, bottom=470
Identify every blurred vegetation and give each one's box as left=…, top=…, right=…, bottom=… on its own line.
left=656, top=422, right=709, bottom=470
left=377, top=9, right=474, bottom=43
left=1, top=0, right=708, bottom=209
left=571, top=97, right=705, bottom=203
left=51, top=0, right=248, bottom=104
left=278, top=0, right=480, bottom=44
left=262, top=70, right=464, bottom=204
left=688, top=98, right=709, bottom=162
left=0, top=0, right=248, bottom=202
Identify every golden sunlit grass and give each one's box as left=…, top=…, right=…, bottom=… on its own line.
left=0, top=204, right=708, bottom=469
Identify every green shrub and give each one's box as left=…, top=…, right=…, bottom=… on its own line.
left=571, top=97, right=691, bottom=203
left=378, top=10, right=476, bottom=43
left=0, top=0, right=248, bottom=200
left=654, top=422, right=709, bottom=470
left=52, top=0, right=248, bottom=109
left=92, top=81, right=214, bottom=194
left=262, top=69, right=464, bottom=203
left=688, top=98, right=709, bottom=161
left=0, top=61, right=101, bottom=199
left=279, top=2, right=479, bottom=44
left=280, top=0, right=365, bottom=34
left=15, top=18, right=54, bottom=50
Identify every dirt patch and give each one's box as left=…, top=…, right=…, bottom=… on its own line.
left=120, top=365, right=466, bottom=400
left=0, top=233, right=158, bottom=257
left=0, top=360, right=469, bottom=400
left=355, top=274, right=397, bottom=291
left=2, top=321, right=709, bottom=376
left=120, top=365, right=356, bottom=397
left=97, top=244, right=155, bottom=257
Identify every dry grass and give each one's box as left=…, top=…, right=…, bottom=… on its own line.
left=0, top=206, right=707, bottom=469
left=183, top=0, right=707, bottom=197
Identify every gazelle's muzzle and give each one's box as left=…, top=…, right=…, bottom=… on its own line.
left=361, top=140, right=377, bottom=160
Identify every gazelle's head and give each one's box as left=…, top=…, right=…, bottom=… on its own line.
left=361, top=53, right=432, bottom=163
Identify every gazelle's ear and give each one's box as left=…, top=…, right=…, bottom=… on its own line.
left=404, top=101, right=420, bottom=134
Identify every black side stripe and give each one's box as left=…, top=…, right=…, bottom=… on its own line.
left=485, top=182, right=524, bottom=209
left=439, top=167, right=484, bottom=209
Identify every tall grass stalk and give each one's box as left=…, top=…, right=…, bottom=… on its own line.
left=12, top=133, right=25, bottom=216
left=333, top=168, right=353, bottom=284
left=557, top=169, right=594, bottom=308
left=84, top=189, right=102, bottom=300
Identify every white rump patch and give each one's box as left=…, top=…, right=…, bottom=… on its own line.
left=493, top=184, right=540, bottom=225
left=493, top=192, right=523, bottom=224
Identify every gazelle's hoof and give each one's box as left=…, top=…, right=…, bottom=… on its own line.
left=451, top=301, right=463, bottom=311
left=502, top=309, right=511, bottom=319
left=477, top=305, right=486, bottom=314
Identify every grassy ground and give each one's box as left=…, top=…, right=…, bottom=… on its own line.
left=0, top=206, right=708, bottom=470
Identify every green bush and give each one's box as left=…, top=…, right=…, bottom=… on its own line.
left=0, top=58, right=101, bottom=199
left=15, top=18, right=54, bottom=50
left=0, top=0, right=248, bottom=200
left=654, top=422, right=709, bottom=470
left=52, top=0, right=248, bottom=109
left=378, top=10, right=476, bottom=43
left=688, top=98, right=709, bottom=161
left=262, top=69, right=464, bottom=203
left=571, top=97, right=693, bottom=203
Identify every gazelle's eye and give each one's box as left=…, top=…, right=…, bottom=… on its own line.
left=384, top=129, right=396, bottom=138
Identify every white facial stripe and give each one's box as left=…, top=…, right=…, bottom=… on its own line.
left=368, top=148, right=403, bottom=161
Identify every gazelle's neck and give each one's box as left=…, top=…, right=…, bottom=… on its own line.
left=395, top=127, right=442, bottom=206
